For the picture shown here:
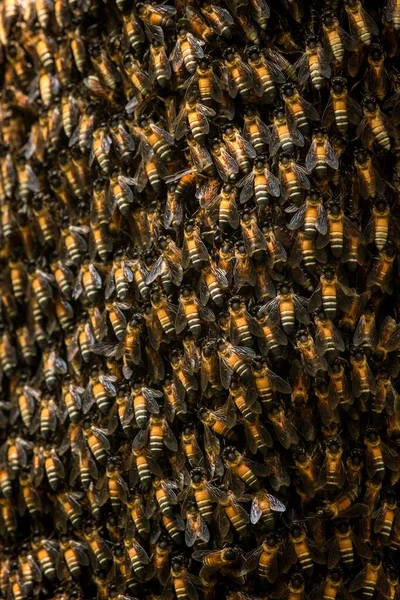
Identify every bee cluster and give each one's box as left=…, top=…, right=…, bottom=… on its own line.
left=2, top=0, right=400, bottom=598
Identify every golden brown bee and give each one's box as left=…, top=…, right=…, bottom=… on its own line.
left=344, top=0, right=379, bottom=46
left=349, top=552, right=391, bottom=599
left=359, top=96, right=394, bottom=151
left=223, top=47, right=255, bottom=101
left=284, top=522, right=326, bottom=576
left=260, top=281, right=310, bottom=335
left=294, top=36, right=331, bottom=90
left=364, top=427, right=398, bottom=480
left=367, top=243, right=396, bottom=293
left=193, top=546, right=242, bottom=578
left=321, top=9, right=357, bottom=64
left=305, top=129, right=339, bottom=180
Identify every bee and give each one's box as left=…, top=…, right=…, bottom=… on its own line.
left=31, top=534, right=58, bottom=581
left=223, top=47, right=255, bottom=101
left=223, top=446, right=268, bottom=494
left=175, top=286, right=215, bottom=339
left=242, top=106, right=270, bottom=156
left=151, top=536, right=172, bottom=585
left=82, top=419, right=111, bottom=466
left=175, top=93, right=216, bottom=145
left=321, top=9, right=357, bottom=64
left=327, top=520, right=373, bottom=569
left=373, top=492, right=399, bottom=545
left=250, top=490, right=286, bottom=531
left=134, top=413, right=178, bottom=460
left=183, top=501, right=210, bottom=547
left=56, top=535, right=89, bottom=580
left=366, top=197, right=400, bottom=251
left=162, top=554, right=200, bottom=600
left=353, top=305, right=377, bottom=351
left=295, top=330, right=328, bottom=377
left=147, top=236, right=183, bottom=293
left=305, top=129, right=339, bottom=180
left=267, top=403, right=299, bottom=449
left=193, top=546, right=241, bottom=579
left=242, top=533, right=283, bottom=582
left=18, top=545, right=42, bottom=594
left=239, top=156, right=280, bottom=209
left=83, top=523, right=112, bottom=570
left=250, top=357, right=290, bottom=410
left=314, top=312, right=345, bottom=358
left=221, top=124, right=256, bottom=175
left=278, top=155, right=310, bottom=205
left=287, top=190, right=327, bottom=240
left=358, top=96, right=394, bottom=151
left=184, top=56, right=222, bottom=107
left=284, top=522, right=326, bottom=576
left=350, top=552, right=391, bottom=600
left=364, top=427, right=398, bottom=479
left=367, top=243, right=396, bottom=293
left=308, top=268, right=354, bottom=320
left=322, top=77, right=362, bottom=136
left=366, top=45, right=388, bottom=101
left=148, top=287, right=177, bottom=341
left=294, top=36, right=331, bottom=90
left=344, top=0, right=379, bottom=46
left=260, top=281, right=310, bottom=335
left=386, top=0, right=400, bottom=28
left=170, top=25, right=205, bottom=75
left=318, top=436, right=345, bottom=491
left=276, top=572, right=306, bottom=600
left=246, top=45, right=285, bottom=102
left=269, top=106, right=305, bottom=157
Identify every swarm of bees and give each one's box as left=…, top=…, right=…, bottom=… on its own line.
left=2, top=0, right=400, bottom=598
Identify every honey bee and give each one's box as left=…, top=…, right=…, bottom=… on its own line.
left=284, top=522, right=326, bottom=576
left=260, top=281, right=310, bottom=335
left=239, top=156, right=280, bottom=209
left=364, top=427, right=398, bottom=479
left=294, top=36, right=331, bottom=90
left=350, top=552, right=391, bottom=600
left=222, top=47, right=255, bottom=101
left=223, top=446, right=269, bottom=494
left=367, top=243, right=396, bottom=293
left=175, top=93, right=216, bottom=145
left=305, top=129, right=339, bottom=180
left=358, top=96, right=394, bottom=151
left=321, top=9, right=357, bottom=64
left=344, top=0, right=379, bottom=46
left=193, top=546, right=242, bottom=578
left=308, top=267, right=354, bottom=320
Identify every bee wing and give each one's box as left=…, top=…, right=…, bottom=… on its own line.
left=266, top=367, right=292, bottom=394
left=268, top=125, right=282, bottom=157
left=316, top=204, right=328, bottom=235
left=249, top=497, right=263, bottom=525
left=324, top=139, right=339, bottom=169
left=264, top=167, right=281, bottom=197
left=241, top=220, right=267, bottom=257
left=213, top=503, right=231, bottom=539
left=376, top=568, right=391, bottom=598
left=308, top=285, right=322, bottom=313
left=321, top=97, right=335, bottom=129
left=162, top=421, right=178, bottom=452
left=287, top=202, right=307, bottom=231
left=305, top=139, right=318, bottom=171
left=347, top=95, right=363, bottom=125
left=174, top=106, right=189, bottom=141
left=293, top=295, right=311, bottom=325
left=213, top=146, right=239, bottom=182
left=294, top=52, right=309, bottom=85
left=238, top=171, right=255, bottom=204
left=316, top=46, right=331, bottom=79
left=291, top=162, right=311, bottom=190
left=170, top=39, right=184, bottom=72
